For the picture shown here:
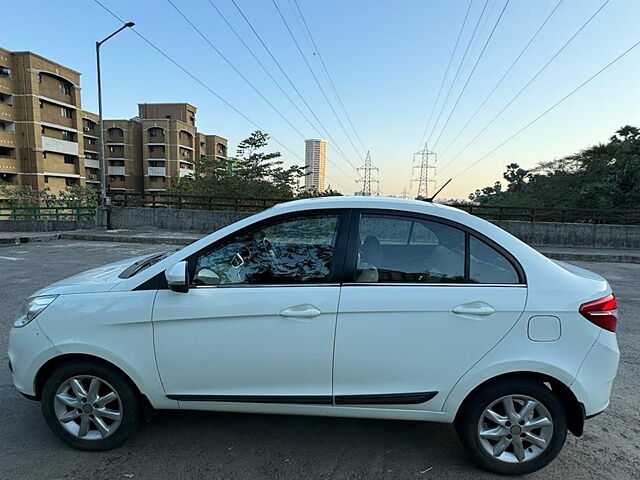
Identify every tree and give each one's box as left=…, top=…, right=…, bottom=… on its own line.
left=170, top=130, right=311, bottom=199
left=469, top=125, right=640, bottom=210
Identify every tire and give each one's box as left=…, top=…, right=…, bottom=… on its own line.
left=41, top=360, right=140, bottom=451
left=455, top=377, right=567, bottom=475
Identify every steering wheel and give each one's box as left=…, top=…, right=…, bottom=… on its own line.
left=262, top=238, right=281, bottom=268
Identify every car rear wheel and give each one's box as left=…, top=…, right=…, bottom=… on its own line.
left=41, top=360, right=140, bottom=450
left=455, top=377, right=567, bottom=475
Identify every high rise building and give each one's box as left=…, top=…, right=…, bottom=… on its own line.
left=304, top=139, right=327, bottom=192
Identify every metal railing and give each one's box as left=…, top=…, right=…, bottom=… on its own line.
left=445, top=203, right=640, bottom=225
left=109, top=191, right=292, bottom=212
left=0, top=206, right=96, bottom=221
left=107, top=191, right=640, bottom=225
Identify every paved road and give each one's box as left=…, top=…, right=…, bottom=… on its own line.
left=1, top=240, right=638, bottom=480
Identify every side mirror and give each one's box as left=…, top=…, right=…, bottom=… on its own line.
left=165, top=261, right=189, bottom=293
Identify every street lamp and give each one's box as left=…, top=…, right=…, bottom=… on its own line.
left=96, top=21, right=135, bottom=228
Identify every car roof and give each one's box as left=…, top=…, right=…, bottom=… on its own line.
left=270, top=195, right=465, bottom=214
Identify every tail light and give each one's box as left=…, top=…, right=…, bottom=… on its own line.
left=579, top=294, right=618, bottom=332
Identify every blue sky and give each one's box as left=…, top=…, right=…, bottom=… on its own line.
left=4, top=0, right=639, bottom=198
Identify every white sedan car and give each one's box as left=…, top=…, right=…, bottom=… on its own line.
left=8, top=196, right=619, bottom=475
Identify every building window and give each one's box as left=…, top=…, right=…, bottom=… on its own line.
left=61, top=107, right=73, bottom=118
left=39, top=100, right=44, bottom=109
left=149, top=127, right=164, bottom=137
left=87, top=137, right=96, bottom=145
left=37, top=73, right=42, bottom=83
left=44, top=176, right=49, bottom=183
left=109, top=145, right=124, bottom=155
left=41, top=126, right=46, bottom=135
left=43, top=152, right=47, bottom=159
left=65, top=178, right=79, bottom=187
left=0, top=66, right=10, bottom=78
left=61, top=131, right=75, bottom=141
left=60, top=81, right=72, bottom=95
left=86, top=152, right=98, bottom=160
left=64, top=155, right=75, bottom=164
left=108, top=127, right=124, bottom=138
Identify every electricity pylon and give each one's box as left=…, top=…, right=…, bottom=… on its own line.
left=412, top=143, right=437, bottom=199
left=356, top=150, right=379, bottom=196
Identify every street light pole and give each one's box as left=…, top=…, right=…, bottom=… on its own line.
left=96, top=21, right=135, bottom=228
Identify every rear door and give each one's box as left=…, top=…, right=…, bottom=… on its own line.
left=333, top=210, right=527, bottom=410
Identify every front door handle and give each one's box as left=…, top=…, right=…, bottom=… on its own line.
left=452, top=302, right=495, bottom=316
left=279, top=304, right=322, bottom=318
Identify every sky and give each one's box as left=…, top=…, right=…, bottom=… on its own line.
left=4, top=0, right=639, bottom=199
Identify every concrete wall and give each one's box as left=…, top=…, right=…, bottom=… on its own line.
left=494, top=220, right=640, bottom=249
left=0, top=220, right=94, bottom=232
left=109, top=206, right=251, bottom=233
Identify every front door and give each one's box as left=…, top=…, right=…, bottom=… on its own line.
left=153, top=210, right=348, bottom=402
left=333, top=211, right=527, bottom=409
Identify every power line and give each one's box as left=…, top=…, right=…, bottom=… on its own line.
left=426, top=0, right=490, bottom=146
left=204, top=0, right=358, bottom=183
left=92, top=0, right=305, bottom=163
left=228, top=0, right=361, bottom=178
left=416, top=0, right=474, bottom=151
left=292, top=0, right=367, bottom=156
left=271, top=0, right=365, bottom=164
left=437, top=0, right=564, bottom=160
left=430, top=0, right=510, bottom=151
left=439, top=0, right=611, bottom=174
left=451, top=38, right=640, bottom=180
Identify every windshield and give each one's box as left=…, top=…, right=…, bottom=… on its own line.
left=118, top=250, right=176, bottom=279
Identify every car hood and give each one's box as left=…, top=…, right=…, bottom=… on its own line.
left=32, top=254, right=154, bottom=296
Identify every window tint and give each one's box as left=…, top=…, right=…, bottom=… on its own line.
left=469, top=236, right=519, bottom=284
left=357, top=214, right=464, bottom=283
left=193, top=214, right=340, bottom=286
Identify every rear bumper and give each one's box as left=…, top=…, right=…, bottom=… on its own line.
left=572, top=330, right=619, bottom=417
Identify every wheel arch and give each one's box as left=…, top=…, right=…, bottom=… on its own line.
left=452, top=371, right=585, bottom=437
left=33, top=353, right=155, bottom=421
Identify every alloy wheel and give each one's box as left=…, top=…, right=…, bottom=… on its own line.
left=477, top=394, right=553, bottom=463
left=53, top=375, right=122, bottom=440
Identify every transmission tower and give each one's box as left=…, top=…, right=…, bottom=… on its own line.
left=356, top=150, right=379, bottom=196
left=412, top=143, right=437, bottom=199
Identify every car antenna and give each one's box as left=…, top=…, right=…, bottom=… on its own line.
left=423, top=178, right=452, bottom=203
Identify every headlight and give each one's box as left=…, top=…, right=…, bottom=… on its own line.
left=13, top=295, right=58, bottom=328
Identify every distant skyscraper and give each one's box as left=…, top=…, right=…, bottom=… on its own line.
left=304, top=139, right=327, bottom=192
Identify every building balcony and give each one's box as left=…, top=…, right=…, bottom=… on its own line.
left=148, top=166, right=166, bottom=176
left=0, top=100, right=13, bottom=118
left=84, top=158, right=100, bottom=169
left=147, top=134, right=165, bottom=143
left=179, top=167, right=194, bottom=178
left=0, top=74, right=11, bottom=92
left=42, top=136, right=79, bottom=155
left=0, top=130, right=16, bottom=147
left=108, top=166, right=126, bottom=176
left=148, top=149, right=166, bottom=159
left=0, top=154, right=18, bottom=174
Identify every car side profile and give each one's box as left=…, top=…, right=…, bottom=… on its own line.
left=8, top=196, right=619, bottom=475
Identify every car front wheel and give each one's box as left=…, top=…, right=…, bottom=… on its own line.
left=41, top=360, right=140, bottom=450
left=455, top=377, right=568, bottom=475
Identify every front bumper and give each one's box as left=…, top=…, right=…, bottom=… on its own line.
left=572, top=329, right=619, bottom=417
left=7, top=319, right=59, bottom=397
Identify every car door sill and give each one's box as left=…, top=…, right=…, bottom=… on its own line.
left=166, top=392, right=438, bottom=405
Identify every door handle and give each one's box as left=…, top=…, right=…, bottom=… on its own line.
left=279, top=305, right=322, bottom=318
left=452, top=303, right=495, bottom=316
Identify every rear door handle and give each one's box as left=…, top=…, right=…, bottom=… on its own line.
left=452, top=302, right=495, bottom=316
left=279, top=304, right=322, bottom=318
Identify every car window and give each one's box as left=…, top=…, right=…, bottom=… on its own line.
left=193, top=214, right=340, bottom=286
left=469, top=236, right=519, bottom=284
left=357, top=214, right=465, bottom=283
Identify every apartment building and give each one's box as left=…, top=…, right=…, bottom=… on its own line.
left=304, top=138, right=327, bottom=192
left=0, top=47, right=87, bottom=197
left=0, top=47, right=229, bottom=197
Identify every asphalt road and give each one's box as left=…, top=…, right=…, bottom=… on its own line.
left=0, top=240, right=638, bottom=480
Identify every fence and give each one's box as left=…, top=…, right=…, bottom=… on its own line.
left=109, top=191, right=291, bottom=213
left=445, top=203, right=640, bottom=225
left=109, top=191, right=640, bottom=225
left=0, top=205, right=95, bottom=221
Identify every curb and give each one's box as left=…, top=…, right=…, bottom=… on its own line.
left=0, top=233, right=60, bottom=245
left=58, top=232, right=200, bottom=246
left=540, top=251, right=640, bottom=264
